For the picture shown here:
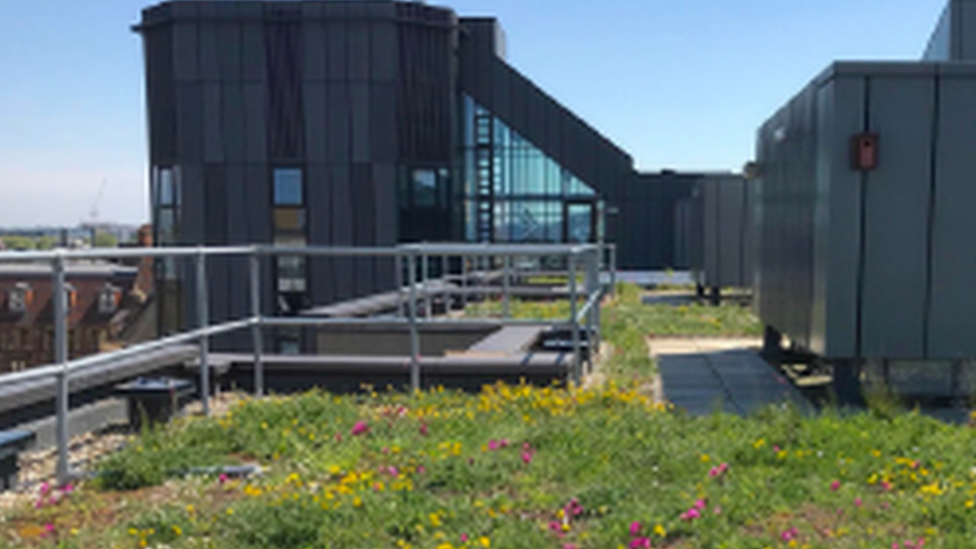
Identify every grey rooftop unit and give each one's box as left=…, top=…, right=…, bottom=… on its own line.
left=754, top=62, right=976, bottom=361
left=678, top=174, right=752, bottom=299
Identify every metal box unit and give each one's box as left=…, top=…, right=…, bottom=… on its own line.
left=676, top=174, right=753, bottom=298
left=755, top=62, right=976, bottom=361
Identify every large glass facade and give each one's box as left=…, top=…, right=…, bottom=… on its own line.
left=460, top=95, right=602, bottom=243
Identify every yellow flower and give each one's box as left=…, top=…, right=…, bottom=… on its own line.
left=966, top=500, right=975, bottom=509
left=700, top=454, right=710, bottom=463
left=430, top=513, right=442, bottom=527
left=654, top=524, right=667, bottom=537
left=479, top=536, right=491, bottom=548
left=226, top=508, right=235, bottom=515
left=172, top=525, right=183, bottom=536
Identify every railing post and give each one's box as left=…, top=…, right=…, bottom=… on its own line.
left=569, top=252, right=581, bottom=386
left=249, top=251, right=264, bottom=398
left=395, top=254, right=405, bottom=318
left=502, top=254, right=511, bottom=319
left=52, top=253, right=70, bottom=486
left=461, top=254, right=468, bottom=310
left=422, top=252, right=432, bottom=318
left=441, top=255, right=451, bottom=313
left=585, top=248, right=601, bottom=371
left=407, top=251, right=421, bottom=392
left=195, top=250, right=211, bottom=416
left=610, top=244, right=618, bottom=298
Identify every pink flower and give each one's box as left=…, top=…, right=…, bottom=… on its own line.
left=500, top=439, right=510, bottom=448
left=680, top=508, right=701, bottom=521
left=488, top=440, right=499, bottom=451
left=417, top=465, right=426, bottom=474
left=773, top=445, right=781, bottom=453
left=521, top=451, right=534, bottom=465
left=39, top=482, right=51, bottom=496
left=781, top=528, right=799, bottom=542
left=460, top=533, right=468, bottom=543
left=523, top=442, right=532, bottom=451
left=693, top=499, right=706, bottom=510
left=854, top=497, right=863, bottom=507
left=548, top=520, right=562, bottom=532
left=386, top=466, right=399, bottom=477
left=713, top=506, right=722, bottom=515
left=61, top=483, right=74, bottom=494
left=218, top=473, right=229, bottom=484
left=335, top=433, right=344, bottom=442
left=628, top=537, right=651, bottom=549
left=43, top=523, right=55, bottom=535
left=881, top=480, right=893, bottom=491
left=564, top=545, right=578, bottom=549
left=351, top=421, right=370, bottom=436
left=629, top=521, right=642, bottom=536
left=830, top=480, right=841, bottom=491
left=892, top=543, right=900, bottom=549
left=419, top=424, right=429, bottom=436
left=709, top=463, right=729, bottom=477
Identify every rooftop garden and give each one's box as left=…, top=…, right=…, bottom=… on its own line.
left=4, top=285, right=974, bottom=548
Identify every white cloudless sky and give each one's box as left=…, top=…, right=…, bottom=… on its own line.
left=0, top=0, right=948, bottom=227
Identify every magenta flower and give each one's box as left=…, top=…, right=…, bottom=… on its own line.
left=44, top=523, right=55, bottom=535
left=460, top=533, right=468, bottom=543
left=830, top=480, right=841, bottom=491
left=521, top=451, right=534, bottom=465
left=350, top=421, right=370, bottom=436
left=39, top=482, right=51, bottom=496
left=500, top=439, right=510, bottom=448
left=680, top=508, right=701, bottom=521
left=693, top=499, right=706, bottom=510
left=629, top=521, right=642, bottom=536
left=419, top=423, right=429, bottom=436
left=854, top=497, right=863, bottom=507
left=488, top=440, right=499, bottom=451
left=218, top=473, right=229, bottom=484
left=417, top=465, right=426, bottom=474
left=781, top=527, right=799, bottom=542
left=773, top=445, right=781, bottom=453
left=564, top=498, right=584, bottom=517
left=563, top=545, right=578, bottom=549
left=61, top=483, right=74, bottom=494
left=892, top=543, right=900, bottom=549
left=628, top=537, right=651, bottom=549
left=548, top=520, right=562, bottom=532
left=713, top=506, right=722, bottom=515
left=386, top=466, right=399, bottom=477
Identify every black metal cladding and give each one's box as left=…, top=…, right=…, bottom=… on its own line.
left=397, top=7, right=455, bottom=165
left=265, top=16, right=305, bottom=161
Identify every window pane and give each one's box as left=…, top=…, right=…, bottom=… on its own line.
left=273, top=209, right=306, bottom=232
left=158, top=168, right=174, bottom=206
left=413, top=170, right=437, bottom=207
left=158, top=209, right=176, bottom=244
left=274, top=168, right=304, bottom=206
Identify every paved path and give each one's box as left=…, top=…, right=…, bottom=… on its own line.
left=652, top=338, right=812, bottom=416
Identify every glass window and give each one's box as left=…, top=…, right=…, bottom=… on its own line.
left=273, top=209, right=306, bottom=233
left=158, top=168, right=174, bottom=206
left=413, top=170, right=438, bottom=207
left=274, top=168, right=304, bottom=206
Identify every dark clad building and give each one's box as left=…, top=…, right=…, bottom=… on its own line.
left=135, top=1, right=700, bottom=349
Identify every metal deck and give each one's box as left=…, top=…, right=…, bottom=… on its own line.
left=659, top=348, right=811, bottom=416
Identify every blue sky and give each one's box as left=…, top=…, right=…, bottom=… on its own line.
left=0, top=0, right=947, bottom=227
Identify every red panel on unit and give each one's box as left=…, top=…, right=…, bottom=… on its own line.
left=852, top=133, right=879, bottom=171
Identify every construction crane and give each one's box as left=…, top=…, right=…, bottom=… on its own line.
left=89, top=178, right=108, bottom=224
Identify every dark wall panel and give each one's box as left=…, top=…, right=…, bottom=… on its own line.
left=306, top=163, right=335, bottom=306
left=243, top=83, right=268, bottom=163
left=175, top=83, right=203, bottom=163
left=304, top=83, right=327, bottom=163
left=330, top=164, right=354, bottom=300
left=217, top=23, right=242, bottom=82
left=172, top=21, right=199, bottom=82
left=199, top=22, right=220, bottom=81
left=202, top=83, right=224, bottom=162
left=324, top=84, right=351, bottom=162
left=241, top=23, right=265, bottom=82
left=222, top=83, right=246, bottom=163
left=350, top=83, right=371, bottom=162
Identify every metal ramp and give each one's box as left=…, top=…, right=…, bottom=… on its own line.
left=659, top=349, right=811, bottom=416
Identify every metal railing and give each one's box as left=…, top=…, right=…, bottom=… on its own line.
left=0, top=243, right=615, bottom=486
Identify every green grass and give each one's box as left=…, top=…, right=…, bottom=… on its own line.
left=8, top=387, right=976, bottom=548
left=464, top=283, right=762, bottom=380
left=9, top=284, right=972, bottom=548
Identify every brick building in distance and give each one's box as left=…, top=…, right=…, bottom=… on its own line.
left=0, top=225, right=157, bottom=373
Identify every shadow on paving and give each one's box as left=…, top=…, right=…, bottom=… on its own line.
left=659, top=349, right=814, bottom=416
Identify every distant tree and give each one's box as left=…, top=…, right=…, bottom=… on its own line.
left=93, top=231, right=118, bottom=248
left=35, top=235, right=56, bottom=250
left=1, top=236, right=36, bottom=250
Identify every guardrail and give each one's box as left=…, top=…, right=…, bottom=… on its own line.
left=0, top=242, right=615, bottom=486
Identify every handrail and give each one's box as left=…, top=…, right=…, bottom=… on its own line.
left=0, top=242, right=615, bottom=487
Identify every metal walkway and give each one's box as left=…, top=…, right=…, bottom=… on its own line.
left=659, top=347, right=811, bottom=416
